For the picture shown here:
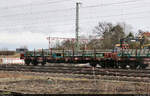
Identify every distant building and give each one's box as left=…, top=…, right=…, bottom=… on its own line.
left=142, top=32, right=150, bottom=37
left=16, top=48, right=28, bottom=53
left=142, top=32, right=150, bottom=40
left=138, top=32, right=150, bottom=40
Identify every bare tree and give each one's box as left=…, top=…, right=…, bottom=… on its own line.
left=93, top=22, right=125, bottom=49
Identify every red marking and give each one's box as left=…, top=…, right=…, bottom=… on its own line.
left=74, top=58, right=78, bottom=60
left=85, top=58, right=91, bottom=60
left=20, top=53, right=25, bottom=59
left=143, top=58, right=150, bottom=61
left=129, top=58, right=136, bottom=60
left=65, top=58, right=70, bottom=61
left=96, top=58, right=101, bottom=61
left=38, top=57, right=43, bottom=60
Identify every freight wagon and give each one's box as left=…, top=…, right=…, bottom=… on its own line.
left=20, top=48, right=149, bottom=69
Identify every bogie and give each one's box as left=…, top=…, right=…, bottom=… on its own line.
left=32, top=59, right=38, bottom=66
left=25, top=59, right=30, bottom=66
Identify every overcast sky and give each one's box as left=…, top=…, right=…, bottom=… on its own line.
left=0, top=0, right=150, bottom=50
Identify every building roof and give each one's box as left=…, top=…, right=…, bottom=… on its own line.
left=142, top=32, right=150, bottom=37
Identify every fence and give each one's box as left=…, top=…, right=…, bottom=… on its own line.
left=0, top=58, right=24, bottom=65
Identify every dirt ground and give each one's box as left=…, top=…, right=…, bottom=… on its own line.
left=0, top=71, right=149, bottom=94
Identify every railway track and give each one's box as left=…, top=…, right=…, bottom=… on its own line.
left=0, top=64, right=150, bottom=79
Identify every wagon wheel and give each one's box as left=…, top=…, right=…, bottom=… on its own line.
left=41, top=61, right=46, bottom=66
left=110, top=60, right=116, bottom=68
left=138, top=61, right=148, bottom=69
left=90, top=62, right=97, bottom=67
left=25, top=59, right=30, bottom=66
left=130, top=65, right=136, bottom=69
left=98, top=61, right=105, bottom=68
left=101, top=64, right=106, bottom=68
left=120, top=65, right=126, bottom=69
left=41, top=58, right=46, bottom=66
left=129, top=62, right=138, bottom=69
left=120, top=63, right=127, bottom=69
left=32, top=59, right=38, bottom=66
left=139, top=64, right=147, bottom=69
left=98, top=62, right=102, bottom=68
left=114, top=61, right=119, bottom=68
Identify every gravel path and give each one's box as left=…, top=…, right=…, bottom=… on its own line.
left=0, top=71, right=149, bottom=94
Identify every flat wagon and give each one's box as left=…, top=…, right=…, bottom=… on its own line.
left=20, top=48, right=149, bottom=69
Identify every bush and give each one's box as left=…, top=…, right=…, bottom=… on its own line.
left=0, top=51, right=15, bottom=55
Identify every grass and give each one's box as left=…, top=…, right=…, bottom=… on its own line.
left=0, top=91, right=11, bottom=95
left=0, top=53, right=20, bottom=58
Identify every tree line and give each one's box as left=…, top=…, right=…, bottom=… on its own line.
left=54, top=22, right=150, bottom=50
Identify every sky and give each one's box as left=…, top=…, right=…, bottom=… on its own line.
left=0, top=0, right=150, bottom=50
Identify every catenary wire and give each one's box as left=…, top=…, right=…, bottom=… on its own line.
left=0, top=0, right=72, bottom=10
